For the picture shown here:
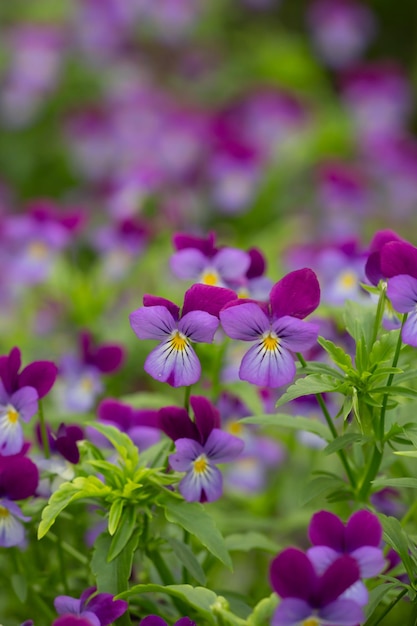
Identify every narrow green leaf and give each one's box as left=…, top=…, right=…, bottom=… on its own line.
left=138, top=438, right=172, bottom=469
left=86, top=422, right=139, bottom=466
left=225, top=532, right=280, bottom=553
left=108, top=506, right=138, bottom=562
left=380, top=515, right=414, bottom=578
left=240, top=413, right=330, bottom=441
left=296, top=361, right=345, bottom=379
left=247, top=594, right=278, bottom=626
left=11, top=574, right=28, bottom=603
left=370, top=385, right=417, bottom=399
left=163, top=500, right=232, bottom=569
left=166, top=536, right=206, bottom=585
left=300, top=475, right=346, bottom=505
left=317, top=337, right=353, bottom=372
left=117, top=583, right=217, bottom=624
left=343, top=301, right=375, bottom=350
left=324, top=433, right=370, bottom=456
left=275, top=375, right=339, bottom=408
left=91, top=531, right=139, bottom=596
left=364, top=582, right=400, bottom=620
left=108, top=499, right=124, bottom=536
left=373, top=477, right=417, bottom=489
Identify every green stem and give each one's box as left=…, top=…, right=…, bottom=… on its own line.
left=370, top=284, right=387, bottom=349
left=38, top=398, right=50, bottom=459
left=364, top=587, right=408, bottom=626
left=184, top=386, right=191, bottom=412
left=297, top=353, right=356, bottom=489
left=379, top=313, right=407, bottom=440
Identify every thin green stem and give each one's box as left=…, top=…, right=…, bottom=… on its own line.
left=370, top=284, right=387, bottom=349
left=184, top=386, right=191, bottom=412
left=379, top=313, right=407, bottom=440
left=364, top=587, right=408, bottom=626
left=38, top=398, right=50, bottom=459
left=297, top=353, right=356, bottom=489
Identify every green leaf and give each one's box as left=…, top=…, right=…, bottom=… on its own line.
left=343, top=300, right=375, bottom=350
left=373, top=477, right=417, bottom=489
left=86, top=422, right=139, bottom=466
left=108, top=499, right=124, bottom=536
left=11, top=574, right=28, bottom=603
left=247, top=594, right=279, bottom=626
left=369, top=331, right=400, bottom=368
left=364, top=582, right=400, bottom=620
left=297, top=361, right=345, bottom=380
left=138, top=438, right=172, bottom=469
left=240, top=413, right=330, bottom=442
left=225, top=532, right=280, bottom=553
left=380, top=515, right=414, bottom=578
left=163, top=500, right=232, bottom=569
left=370, top=385, right=417, bottom=399
left=324, top=433, right=370, bottom=456
left=166, top=536, right=206, bottom=585
left=275, top=375, right=339, bottom=408
left=108, top=506, right=138, bottom=562
left=117, top=583, right=218, bottom=624
left=317, top=337, right=353, bottom=373
left=300, top=474, right=346, bottom=505
left=91, top=531, right=139, bottom=596
left=38, top=477, right=111, bottom=538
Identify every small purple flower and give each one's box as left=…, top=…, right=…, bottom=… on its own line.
left=129, top=284, right=235, bottom=387
left=365, top=229, right=405, bottom=286
left=270, top=548, right=364, bottom=626
left=0, top=499, right=31, bottom=548
left=159, top=396, right=244, bottom=502
left=0, top=380, right=39, bottom=455
left=139, top=617, right=196, bottom=626
left=92, top=398, right=160, bottom=451
left=307, top=510, right=386, bottom=579
left=170, top=231, right=251, bottom=288
left=54, top=586, right=128, bottom=626
left=0, top=346, right=57, bottom=399
left=386, top=274, right=417, bottom=346
left=219, top=269, right=320, bottom=388
left=36, top=422, right=85, bottom=464
left=0, top=452, right=38, bottom=547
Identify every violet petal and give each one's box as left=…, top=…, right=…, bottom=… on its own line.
left=272, top=598, right=312, bottom=626
left=144, top=340, right=201, bottom=387
left=143, top=295, right=180, bottom=320
left=169, top=438, right=203, bottom=472
left=239, top=342, right=296, bottom=388
left=130, top=306, right=176, bottom=340
left=381, top=241, right=417, bottom=279
left=204, top=428, right=245, bottom=463
left=158, top=406, right=198, bottom=441
left=319, top=598, right=364, bottom=626
left=387, top=274, right=417, bottom=313
left=178, top=311, right=219, bottom=343
left=213, top=248, right=251, bottom=280
left=272, top=317, right=319, bottom=352
left=220, top=302, right=270, bottom=340
left=170, top=249, right=207, bottom=279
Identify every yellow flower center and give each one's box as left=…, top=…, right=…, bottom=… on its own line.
left=262, top=332, right=279, bottom=351
left=193, top=454, right=208, bottom=474
left=28, top=241, right=49, bottom=260
left=80, top=376, right=94, bottom=392
left=0, top=506, right=10, bottom=518
left=201, top=270, right=219, bottom=286
left=170, top=331, right=188, bottom=351
left=339, top=270, right=357, bottom=290
left=302, top=618, right=320, bottom=626
left=6, top=405, right=19, bottom=424
left=227, top=421, right=243, bottom=436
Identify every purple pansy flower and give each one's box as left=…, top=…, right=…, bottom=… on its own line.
left=170, top=231, right=251, bottom=288
left=54, top=586, right=128, bottom=626
left=129, top=284, right=235, bottom=387
left=0, top=346, right=57, bottom=399
left=386, top=273, right=417, bottom=346
left=0, top=452, right=38, bottom=547
left=219, top=269, right=320, bottom=388
left=159, top=395, right=244, bottom=502
left=36, top=422, right=85, bottom=464
left=270, top=548, right=364, bottom=626
left=139, top=617, right=196, bottom=626
left=307, top=510, right=386, bottom=580
left=0, top=380, right=39, bottom=455
left=365, top=229, right=405, bottom=286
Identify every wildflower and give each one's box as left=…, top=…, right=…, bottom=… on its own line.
left=92, top=398, right=160, bottom=451
left=139, top=617, right=196, bottom=626
left=53, top=586, right=128, bottom=626
left=270, top=548, right=364, bottom=626
left=219, top=269, right=320, bottom=388
left=365, top=229, right=405, bottom=286
left=159, top=395, right=244, bottom=502
left=129, top=284, right=235, bottom=387
left=0, top=452, right=38, bottom=547
left=0, top=380, right=38, bottom=455
left=170, top=231, right=251, bottom=288
left=0, top=346, right=57, bottom=399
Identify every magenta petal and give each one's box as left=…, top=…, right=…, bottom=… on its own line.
left=85, top=593, right=128, bottom=626
left=308, top=510, right=345, bottom=551
left=272, top=317, right=319, bottom=352
left=319, top=599, right=364, bottom=626
left=0, top=347, right=21, bottom=394
left=173, top=231, right=217, bottom=256
left=93, top=346, right=124, bottom=373
left=270, top=269, right=321, bottom=319
left=381, top=241, right=417, bottom=279
left=365, top=251, right=383, bottom=286
left=19, top=360, right=58, bottom=398
left=175, top=619, right=196, bottom=626
left=53, top=616, right=97, bottom=626
left=246, top=247, right=266, bottom=279
left=387, top=274, right=417, bottom=313
left=317, top=555, right=360, bottom=606
left=170, top=438, right=203, bottom=471
left=204, top=428, right=244, bottom=463
left=270, top=548, right=317, bottom=600
left=272, top=598, right=312, bottom=626
left=213, top=248, right=251, bottom=280
left=346, top=510, right=382, bottom=549
left=369, top=229, right=404, bottom=253
left=170, top=249, right=207, bottom=279
left=144, top=341, right=201, bottom=387
left=140, top=617, right=168, bottom=626
left=0, top=455, right=39, bottom=500
left=129, top=306, right=176, bottom=340
left=239, top=342, right=296, bottom=388
left=220, top=302, right=269, bottom=340
left=143, top=295, right=180, bottom=320
left=190, top=395, right=220, bottom=444
left=182, top=284, right=237, bottom=318
left=178, top=311, right=219, bottom=343
left=98, top=399, right=133, bottom=431
left=158, top=406, right=198, bottom=441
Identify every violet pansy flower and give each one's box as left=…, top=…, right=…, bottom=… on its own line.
left=0, top=346, right=57, bottom=400
left=159, top=395, right=244, bottom=502
left=219, top=269, right=320, bottom=388
left=170, top=231, right=251, bottom=288
left=0, top=452, right=38, bottom=547
left=365, top=229, right=405, bottom=286
left=129, top=284, right=235, bottom=387
left=54, top=586, right=128, bottom=626
left=270, top=548, right=364, bottom=626
left=140, top=617, right=196, bottom=626
left=307, top=510, right=385, bottom=606
left=0, top=380, right=39, bottom=455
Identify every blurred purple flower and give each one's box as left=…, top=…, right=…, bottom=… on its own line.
left=91, top=217, right=148, bottom=279
left=54, top=586, right=128, bottom=626
left=92, top=398, right=160, bottom=451
left=220, top=269, right=320, bottom=388
left=0, top=381, right=39, bottom=455
left=129, top=284, right=235, bottom=387
left=270, top=548, right=364, bottom=626
left=139, top=617, right=196, bottom=626
left=365, top=229, right=405, bottom=286
left=159, top=395, right=244, bottom=502
left=0, top=452, right=38, bottom=547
